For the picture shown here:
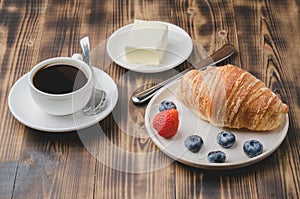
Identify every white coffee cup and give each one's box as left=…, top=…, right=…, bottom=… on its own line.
left=28, top=57, right=93, bottom=116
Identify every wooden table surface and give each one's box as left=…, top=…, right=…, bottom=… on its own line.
left=1, top=0, right=299, bottom=198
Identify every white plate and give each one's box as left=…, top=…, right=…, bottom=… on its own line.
left=106, top=21, right=193, bottom=73
left=145, top=81, right=289, bottom=169
left=8, top=67, right=118, bottom=132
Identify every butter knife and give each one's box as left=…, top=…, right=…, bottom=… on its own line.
left=131, top=44, right=236, bottom=105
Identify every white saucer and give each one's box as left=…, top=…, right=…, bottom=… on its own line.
left=8, top=67, right=118, bottom=132
left=106, top=21, right=193, bottom=73
left=145, top=81, right=289, bottom=169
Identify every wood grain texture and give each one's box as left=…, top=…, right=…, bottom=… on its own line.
left=0, top=0, right=299, bottom=198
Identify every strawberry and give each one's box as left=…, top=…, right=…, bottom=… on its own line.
left=152, top=109, right=179, bottom=138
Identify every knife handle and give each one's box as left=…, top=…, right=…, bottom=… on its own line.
left=131, top=44, right=236, bottom=105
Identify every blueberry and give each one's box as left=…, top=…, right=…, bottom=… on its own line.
left=159, top=100, right=177, bottom=112
left=243, top=140, right=263, bottom=158
left=217, top=131, right=236, bottom=148
left=184, top=135, right=203, bottom=153
left=207, top=151, right=226, bottom=163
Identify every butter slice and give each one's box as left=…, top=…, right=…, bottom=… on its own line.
left=125, top=20, right=168, bottom=65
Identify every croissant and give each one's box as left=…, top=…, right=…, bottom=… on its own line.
left=177, top=64, right=288, bottom=131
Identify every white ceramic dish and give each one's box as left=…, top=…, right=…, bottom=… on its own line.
left=145, top=81, right=289, bottom=169
left=106, top=21, right=193, bottom=73
left=8, top=67, right=118, bottom=132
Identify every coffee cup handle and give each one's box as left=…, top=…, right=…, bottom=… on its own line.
left=71, top=53, right=83, bottom=61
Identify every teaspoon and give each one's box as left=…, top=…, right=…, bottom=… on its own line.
left=80, top=37, right=107, bottom=115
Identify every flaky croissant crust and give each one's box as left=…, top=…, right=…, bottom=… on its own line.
left=177, top=64, right=288, bottom=131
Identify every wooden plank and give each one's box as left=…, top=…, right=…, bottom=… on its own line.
left=11, top=130, right=96, bottom=198
left=0, top=162, right=18, bottom=199
left=0, top=0, right=40, bottom=163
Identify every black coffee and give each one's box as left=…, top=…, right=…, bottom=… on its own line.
left=33, top=64, right=88, bottom=94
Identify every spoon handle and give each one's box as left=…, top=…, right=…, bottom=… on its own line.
left=80, top=37, right=91, bottom=66
left=131, top=44, right=236, bottom=105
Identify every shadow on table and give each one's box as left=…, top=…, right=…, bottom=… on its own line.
left=177, top=147, right=285, bottom=177
left=23, top=114, right=111, bottom=148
